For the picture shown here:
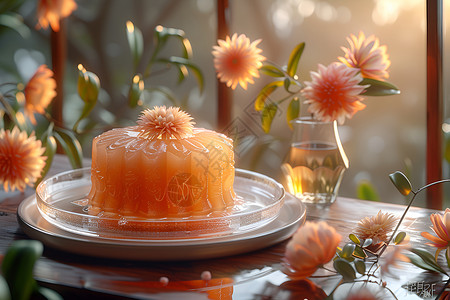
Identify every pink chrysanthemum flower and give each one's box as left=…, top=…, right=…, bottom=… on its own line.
left=338, top=31, right=391, bottom=81
left=24, top=65, right=57, bottom=125
left=283, top=221, right=341, bottom=279
left=421, top=208, right=450, bottom=260
left=36, top=0, right=77, bottom=32
left=354, top=210, right=398, bottom=246
left=137, top=106, right=195, bottom=140
left=0, top=127, right=47, bottom=192
left=302, top=62, right=367, bottom=125
left=212, top=33, right=266, bottom=90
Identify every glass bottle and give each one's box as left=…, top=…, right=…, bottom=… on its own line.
left=281, top=117, right=349, bottom=204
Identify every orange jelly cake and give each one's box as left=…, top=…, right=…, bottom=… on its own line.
left=87, top=106, right=236, bottom=219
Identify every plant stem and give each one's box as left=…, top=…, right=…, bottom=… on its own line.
left=380, top=179, right=450, bottom=257
left=0, top=92, right=16, bottom=121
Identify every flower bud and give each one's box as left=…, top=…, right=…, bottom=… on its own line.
left=77, top=64, right=100, bottom=103
left=128, top=74, right=144, bottom=107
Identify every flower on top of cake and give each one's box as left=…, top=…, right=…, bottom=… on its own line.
left=137, top=106, right=195, bottom=140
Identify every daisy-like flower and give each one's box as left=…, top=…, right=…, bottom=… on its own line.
left=137, top=106, right=195, bottom=140
left=354, top=211, right=398, bottom=248
left=212, top=33, right=266, bottom=90
left=421, top=208, right=450, bottom=260
left=283, top=221, right=341, bottom=279
left=36, top=0, right=77, bottom=32
left=24, top=65, right=57, bottom=125
left=0, top=127, right=47, bottom=192
left=338, top=31, right=391, bottom=81
left=302, top=62, right=367, bottom=125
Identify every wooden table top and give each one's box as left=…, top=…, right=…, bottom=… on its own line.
left=0, top=155, right=445, bottom=299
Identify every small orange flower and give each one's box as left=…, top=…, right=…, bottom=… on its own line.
left=421, top=208, right=450, bottom=260
left=338, top=31, right=391, bottom=81
left=354, top=210, right=398, bottom=246
left=137, top=106, right=195, bottom=140
left=302, top=62, right=367, bottom=125
left=212, top=33, right=265, bottom=90
left=24, top=65, right=57, bottom=125
left=36, top=0, right=77, bottom=32
left=283, top=221, right=341, bottom=279
left=0, top=127, right=47, bottom=192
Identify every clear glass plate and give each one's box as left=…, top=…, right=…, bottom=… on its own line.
left=36, top=168, right=285, bottom=240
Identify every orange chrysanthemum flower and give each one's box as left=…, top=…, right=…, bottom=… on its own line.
left=283, top=221, right=341, bottom=279
left=212, top=33, right=266, bottom=90
left=24, top=65, right=57, bottom=125
left=338, top=31, right=391, bottom=81
left=0, top=127, right=47, bottom=192
left=36, top=0, right=77, bottom=32
left=302, top=62, right=367, bottom=125
left=354, top=210, right=398, bottom=246
left=137, top=106, right=195, bottom=140
left=421, top=208, right=450, bottom=260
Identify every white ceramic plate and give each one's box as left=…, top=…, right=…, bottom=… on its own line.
left=17, top=193, right=306, bottom=261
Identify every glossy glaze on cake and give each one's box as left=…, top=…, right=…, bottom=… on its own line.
left=87, top=107, right=236, bottom=219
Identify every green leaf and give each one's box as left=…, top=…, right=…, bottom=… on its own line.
left=181, top=37, right=193, bottom=59
left=394, top=232, right=407, bottom=245
left=76, top=65, right=100, bottom=132
left=254, top=81, right=284, bottom=111
left=261, top=103, right=278, bottom=133
left=157, top=57, right=204, bottom=92
left=287, top=42, right=305, bottom=77
left=340, top=243, right=356, bottom=259
left=283, top=78, right=291, bottom=92
left=408, top=248, right=447, bottom=275
left=333, top=258, right=356, bottom=282
left=360, top=78, right=400, bottom=96
left=153, top=26, right=192, bottom=60
left=349, top=234, right=360, bottom=245
left=2, top=240, right=43, bottom=300
left=356, top=180, right=380, bottom=201
left=77, top=65, right=100, bottom=104
left=389, top=171, right=412, bottom=196
left=0, top=275, right=11, bottom=300
left=354, top=259, right=366, bottom=275
left=53, top=128, right=83, bottom=169
left=362, top=238, right=373, bottom=248
left=35, top=135, right=56, bottom=187
left=353, top=245, right=367, bottom=259
left=0, top=13, right=30, bottom=38
left=260, top=65, right=285, bottom=77
left=286, top=98, right=300, bottom=129
left=154, top=26, right=186, bottom=47
left=126, top=21, right=144, bottom=69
